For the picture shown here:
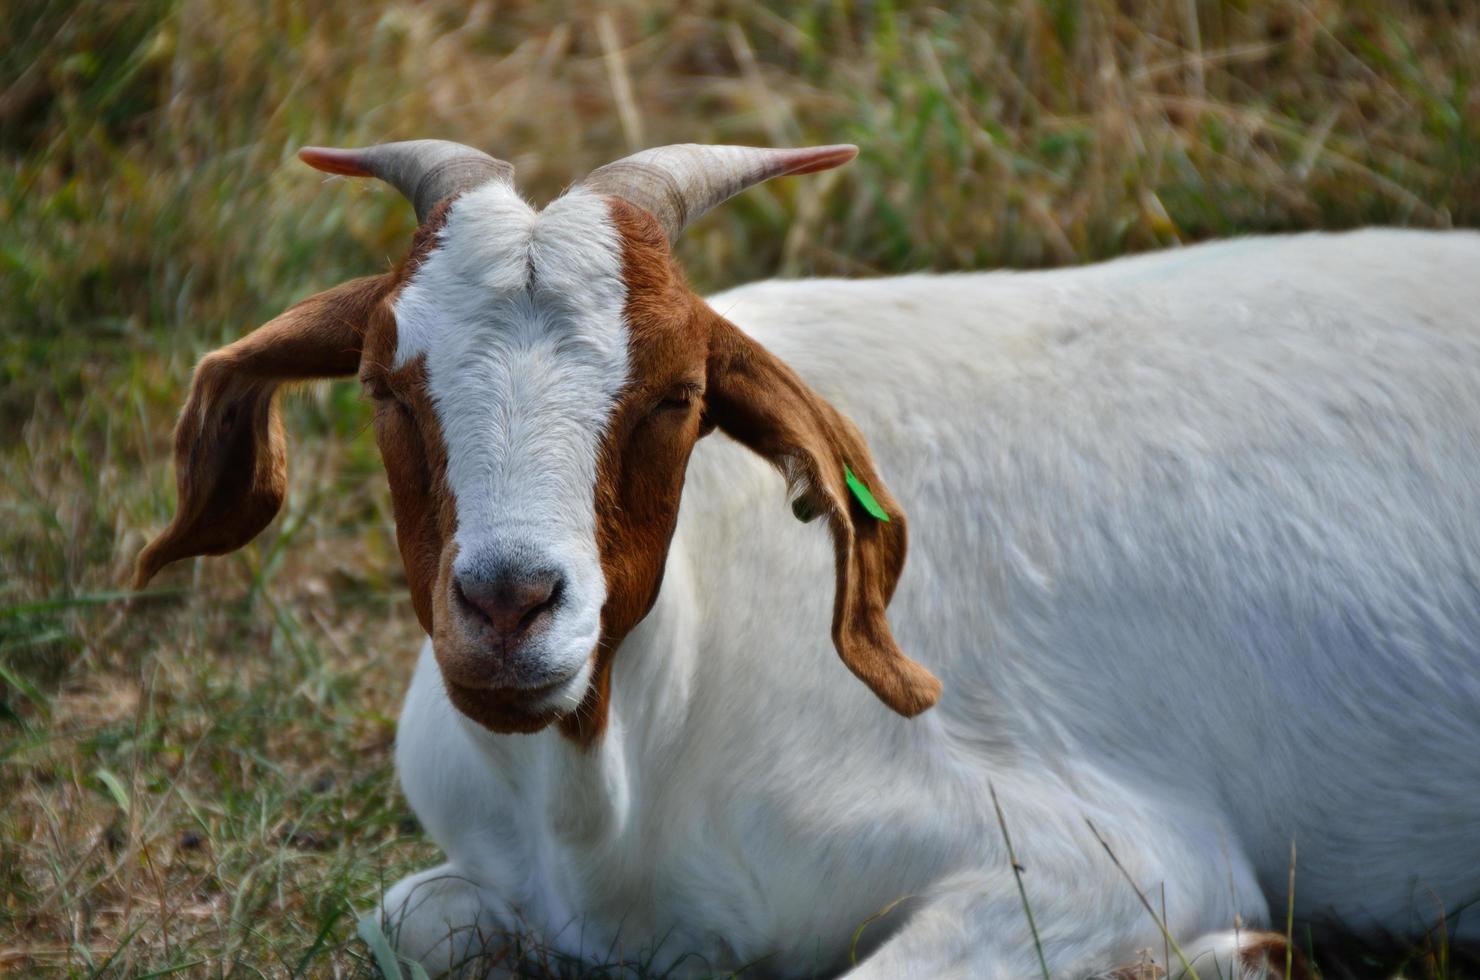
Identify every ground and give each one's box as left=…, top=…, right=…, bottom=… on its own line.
left=2, top=0, right=1479, bottom=976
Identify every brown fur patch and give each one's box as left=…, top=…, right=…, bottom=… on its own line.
left=561, top=198, right=940, bottom=744
left=1102, top=956, right=1166, bottom=980
left=398, top=198, right=454, bottom=282
left=363, top=355, right=447, bottom=634
left=360, top=202, right=456, bottom=635
left=134, top=274, right=394, bottom=587
left=563, top=201, right=712, bottom=743
left=1104, top=932, right=1312, bottom=980
left=1239, top=932, right=1313, bottom=980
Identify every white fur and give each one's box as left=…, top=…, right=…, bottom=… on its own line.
left=384, top=228, right=1480, bottom=977
left=391, top=185, right=628, bottom=696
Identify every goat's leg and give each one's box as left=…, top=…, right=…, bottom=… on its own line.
left=1104, top=929, right=1313, bottom=980
left=841, top=811, right=1271, bottom=980
left=375, top=862, right=509, bottom=978
left=844, top=894, right=1303, bottom=980
left=837, top=875, right=1061, bottom=980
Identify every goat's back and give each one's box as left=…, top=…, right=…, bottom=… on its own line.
left=688, top=229, right=1480, bottom=930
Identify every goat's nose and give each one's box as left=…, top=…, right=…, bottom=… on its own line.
left=453, top=567, right=563, bottom=641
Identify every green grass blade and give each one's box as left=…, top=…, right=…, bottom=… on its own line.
left=94, top=767, right=131, bottom=813
left=356, top=915, right=405, bottom=980
left=990, top=783, right=1050, bottom=980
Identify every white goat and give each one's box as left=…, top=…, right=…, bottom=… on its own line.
left=138, top=139, right=1480, bottom=979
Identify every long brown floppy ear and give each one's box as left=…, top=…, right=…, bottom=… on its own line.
left=703, top=316, right=942, bottom=717
left=134, top=275, right=392, bottom=588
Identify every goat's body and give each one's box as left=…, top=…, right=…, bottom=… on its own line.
left=389, top=229, right=1480, bottom=976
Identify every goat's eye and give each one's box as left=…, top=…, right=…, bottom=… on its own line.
left=652, top=383, right=701, bottom=415
left=363, top=378, right=399, bottom=403
left=364, top=379, right=414, bottom=417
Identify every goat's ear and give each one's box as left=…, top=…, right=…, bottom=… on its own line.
left=134, top=275, right=392, bottom=588
left=703, top=317, right=942, bottom=716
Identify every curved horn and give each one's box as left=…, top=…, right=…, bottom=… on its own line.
left=578, top=143, right=857, bottom=242
left=298, top=140, right=513, bottom=223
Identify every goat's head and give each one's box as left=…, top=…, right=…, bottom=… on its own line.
left=134, top=139, right=941, bottom=741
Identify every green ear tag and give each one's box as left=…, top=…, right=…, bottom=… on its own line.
left=844, top=466, right=890, bottom=522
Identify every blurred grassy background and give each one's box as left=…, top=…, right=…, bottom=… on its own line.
left=2, top=0, right=1477, bottom=976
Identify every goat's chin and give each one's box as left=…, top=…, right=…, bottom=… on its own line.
left=445, top=684, right=562, bottom=733
left=440, top=658, right=595, bottom=735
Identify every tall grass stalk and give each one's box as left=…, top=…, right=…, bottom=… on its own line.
left=989, top=782, right=1051, bottom=980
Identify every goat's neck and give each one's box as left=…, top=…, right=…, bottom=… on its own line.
left=529, top=538, right=702, bottom=847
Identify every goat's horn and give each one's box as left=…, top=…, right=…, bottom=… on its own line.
left=298, top=140, right=513, bottom=223
left=578, top=143, right=858, bottom=242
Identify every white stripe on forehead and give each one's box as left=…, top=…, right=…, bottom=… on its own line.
left=390, top=184, right=630, bottom=554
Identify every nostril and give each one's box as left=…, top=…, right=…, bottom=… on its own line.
left=454, top=570, right=563, bottom=641
left=451, top=578, right=485, bottom=621
left=519, top=575, right=561, bottom=631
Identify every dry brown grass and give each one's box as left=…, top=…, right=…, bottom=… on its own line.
left=3, top=1, right=1478, bottom=976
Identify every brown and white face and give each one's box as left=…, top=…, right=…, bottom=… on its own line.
left=135, top=140, right=941, bottom=742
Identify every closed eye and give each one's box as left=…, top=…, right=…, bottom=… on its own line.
left=653, top=382, right=703, bottom=413
left=361, top=375, right=393, bottom=401
left=363, top=378, right=416, bottom=419
left=361, top=370, right=408, bottom=403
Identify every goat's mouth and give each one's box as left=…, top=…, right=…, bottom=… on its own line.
left=441, top=661, right=593, bottom=734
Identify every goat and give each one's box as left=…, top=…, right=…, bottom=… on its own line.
left=137, top=138, right=1480, bottom=978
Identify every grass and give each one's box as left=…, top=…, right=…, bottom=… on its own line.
left=2, top=0, right=1478, bottom=976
